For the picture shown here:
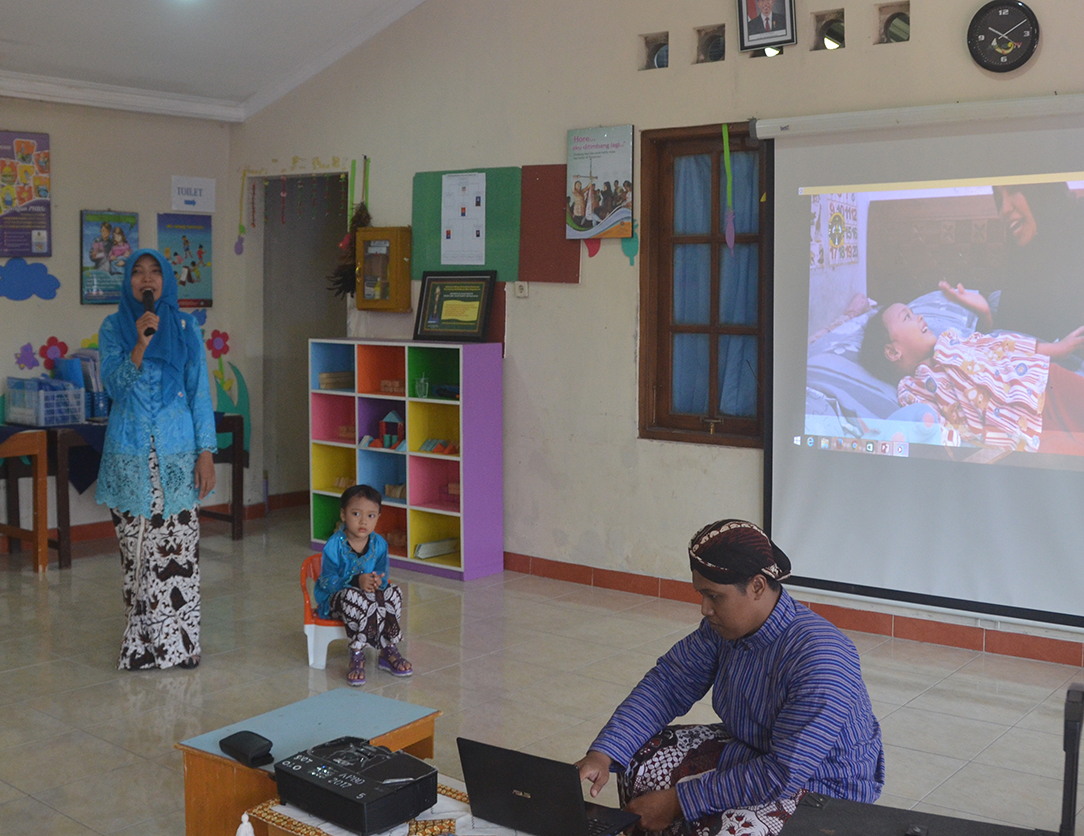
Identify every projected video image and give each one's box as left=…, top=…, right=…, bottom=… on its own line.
left=803, top=177, right=1084, bottom=468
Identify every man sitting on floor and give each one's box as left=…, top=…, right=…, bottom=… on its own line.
left=576, top=519, right=884, bottom=836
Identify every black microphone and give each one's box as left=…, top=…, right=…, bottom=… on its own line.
left=141, top=290, right=156, bottom=337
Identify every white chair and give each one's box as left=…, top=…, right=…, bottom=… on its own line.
left=300, top=553, right=347, bottom=669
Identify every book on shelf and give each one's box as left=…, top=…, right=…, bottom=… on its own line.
left=413, top=538, right=459, bottom=560
left=359, top=435, right=374, bottom=447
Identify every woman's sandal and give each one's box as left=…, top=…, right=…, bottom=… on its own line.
left=378, top=646, right=413, bottom=677
left=178, top=655, right=200, bottom=669
left=347, top=650, right=366, bottom=686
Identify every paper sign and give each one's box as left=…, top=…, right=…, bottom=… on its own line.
left=171, top=176, right=216, bottom=213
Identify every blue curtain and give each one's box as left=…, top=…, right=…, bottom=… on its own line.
left=671, top=150, right=759, bottom=419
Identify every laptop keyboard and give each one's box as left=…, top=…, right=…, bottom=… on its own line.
left=585, top=818, right=612, bottom=836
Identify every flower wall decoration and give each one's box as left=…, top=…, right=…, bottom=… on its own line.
left=206, top=329, right=232, bottom=392
left=15, top=343, right=39, bottom=370
left=38, top=336, right=68, bottom=370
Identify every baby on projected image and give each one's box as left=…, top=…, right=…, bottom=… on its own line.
left=859, top=302, right=1084, bottom=455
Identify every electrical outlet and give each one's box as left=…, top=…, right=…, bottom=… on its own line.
left=514, top=281, right=529, bottom=298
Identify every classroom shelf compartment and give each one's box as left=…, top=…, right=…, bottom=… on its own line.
left=311, top=392, right=357, bottom=444
left=311, top=492, right=341, bottom=544
left=358, top=449, right=408, bottom=507
left=310, top=342, right=355, bottom=391
left=408, top=455, right=461, bottom=515
left=356, top=344, right=406, bottom=397
left=407, top=400, right=460, bottom=455
left=408, top=345, right=461, bottom=400
left=309, top=339, right=503, bottom=581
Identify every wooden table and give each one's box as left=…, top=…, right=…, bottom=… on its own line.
left=176, top=689, right=440, bottom=836
left=0, top=429, right=48, bottom=572
left=3, top=413, right=244, bottom=569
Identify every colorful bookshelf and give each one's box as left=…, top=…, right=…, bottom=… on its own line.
left=309, top=339, right=503, bottom=581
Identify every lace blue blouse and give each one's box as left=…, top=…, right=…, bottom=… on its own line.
left=94, top=311, right=217, bottom=518
left=314, top=530, right=390, bottom=618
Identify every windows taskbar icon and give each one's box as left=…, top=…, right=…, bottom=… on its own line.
left=796, top=435, right=909, bottom=457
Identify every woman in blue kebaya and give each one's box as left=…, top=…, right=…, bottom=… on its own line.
left=96, top=249, right=217, bottom=671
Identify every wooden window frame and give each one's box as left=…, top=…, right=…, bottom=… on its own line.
left=638, top=122, right=774, bottom=448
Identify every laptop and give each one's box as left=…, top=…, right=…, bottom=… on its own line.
left=456, top=737, right=641, bottom=836
left=784, top=682, right=1084, bottom=836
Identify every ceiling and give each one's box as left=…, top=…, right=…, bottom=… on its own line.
left=0, top=0, right=427, bottom=122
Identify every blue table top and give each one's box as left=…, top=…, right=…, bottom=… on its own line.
left=179, top=689, right=439, bottom=772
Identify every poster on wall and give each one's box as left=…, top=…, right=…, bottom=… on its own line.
left=0, top=131, right=51, bottom=257
left=81, top=210, right=139, bottom=304
left=566, top=125, right=633, bottom=240
left=440, top=172, right=486, bottom=265
left=157, top=212, right=212, bottom=307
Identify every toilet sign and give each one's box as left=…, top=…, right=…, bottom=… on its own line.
left=171, top=176, right=216, bottom=213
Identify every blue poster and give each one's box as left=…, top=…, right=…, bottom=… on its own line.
left=157, top=212, right=212, bottom=308
left=81, top=210, right=139, bottom=304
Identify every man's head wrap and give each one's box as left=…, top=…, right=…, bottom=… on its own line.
left=688, top=519, right=791, bottom=585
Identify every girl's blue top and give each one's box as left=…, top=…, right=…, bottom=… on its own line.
left=314, top=530, right=390, bottom=618
left=94, top=309, right=217, bottom=517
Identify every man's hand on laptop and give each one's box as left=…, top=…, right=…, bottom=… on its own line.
left=627, top=788, right=681, bottom=832
left=575, top=750, right=612, bottom=797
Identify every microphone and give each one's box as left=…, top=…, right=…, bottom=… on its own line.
left=141, top=290, right=157, bottom=337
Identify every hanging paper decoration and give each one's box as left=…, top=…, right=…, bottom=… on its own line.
left=263, top=179, right=269, bottom=227
left=721, top=124, right=736, bottom=254
left=326, top=175, right=332, bottom=216
left=340, top=173, right=348, bottom=220
left=584, top=239, right=601, bottom=258
left=14, top=343, right=39, bottom=370
left=312, top=174, right=317, bottom=218
left=362, top=156, right=370, bottom=207
left=38, top=336, right=68, bottom=370
left=251, top=180, right=257, bottom=230
left=280, top=175, right=287, bottom=225
left=235, top=171, right=247, bottom=255
left=297, top=176, right=303, bottom=217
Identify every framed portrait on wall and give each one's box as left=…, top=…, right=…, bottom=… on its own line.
left=739, top=0, right=797, bottom=51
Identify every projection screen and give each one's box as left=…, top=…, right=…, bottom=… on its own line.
left=770, top=112, right=1084, bottom=624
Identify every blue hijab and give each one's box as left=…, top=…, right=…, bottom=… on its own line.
left=116, top=248, right=191, bottom=404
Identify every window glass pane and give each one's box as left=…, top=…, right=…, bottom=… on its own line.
left=672, top=334, right=709, bottom=415
left=718, top=335, right=757, bottom=417
left=674, top=154, right=712, bottom=235
left=719, top=244, right=758, bottom=325
left=720, top=151, right=759, bottom=234
left=674, top=244, right=711, bottom=325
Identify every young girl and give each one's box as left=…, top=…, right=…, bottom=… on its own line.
left=313, top=485, right=412, bottom=685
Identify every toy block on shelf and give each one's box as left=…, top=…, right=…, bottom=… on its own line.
left=318, top=371, right=354, bottom=390
left=384, top=483, right=406, bottom=499
left=380, top=379, right=406, bottom=395
left=386, top=529, right=407, bottom=549
left=414, top=538, right=459, bottom=560
left=380, top=410, right=404, bottom=448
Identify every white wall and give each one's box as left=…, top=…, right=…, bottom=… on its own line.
left=0, top=98, right=238, bottom=526
left=9, top=0, right=1083, bottom=574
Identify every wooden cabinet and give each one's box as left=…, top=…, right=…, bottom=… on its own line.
left=309, top=339, right=503, bottom=580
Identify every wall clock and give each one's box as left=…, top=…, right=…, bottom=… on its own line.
left=967, top=0, right=1039, bottom=72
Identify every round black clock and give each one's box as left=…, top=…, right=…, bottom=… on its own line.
left=967, top=0, right=1039, bottom=72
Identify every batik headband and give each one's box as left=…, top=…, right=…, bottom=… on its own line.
left=688, top=519, right=791, bottom=585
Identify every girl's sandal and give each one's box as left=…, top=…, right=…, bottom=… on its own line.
left=347, top=650, right=366, bottom=686
left=378, top=646, right=413, bottom=677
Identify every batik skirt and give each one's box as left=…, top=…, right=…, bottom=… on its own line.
left=111, top=447, right=201, bottom=670
left=328, top=584, right=404, bottom=652
left=617, top=724, right=805, bottom=836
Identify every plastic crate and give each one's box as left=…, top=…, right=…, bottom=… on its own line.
left=5, top=378, right=85, bottom=427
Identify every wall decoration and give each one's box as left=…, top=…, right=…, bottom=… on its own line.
left=14, top=343, right=38, bottom=370
left=621, top=220, right=640, bottom=266
left=0, top=257, right=59, bottom=300
left=38, top=336, right=68, bottom=371
left=206, top=329, right=232, bottom=392
left=171, top=175, right=215, bottom=213
left=440, top=172, right=487, bottom=265
left=739, top=0, right=797, bottom=51
left=157, top=212, right=212, bottom=307
left=0, top=131, right=51, bottom=257
left=413, top=271, right=496, bottom=342
left=566, top=125, right=633, bottom=240
left=81, top=210, right=139, bottom=304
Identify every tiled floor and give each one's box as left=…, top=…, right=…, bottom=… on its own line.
left=0, top=506, right=1081, bottom=834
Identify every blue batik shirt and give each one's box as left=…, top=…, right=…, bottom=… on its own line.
left=95, top=311, right=217, bottom=518
left=314, top=529, right=390, bottom=618
left=588, top=589, right=884, bottom=821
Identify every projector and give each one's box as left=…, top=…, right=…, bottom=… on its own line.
left=275, top=736, right=437, bottom=835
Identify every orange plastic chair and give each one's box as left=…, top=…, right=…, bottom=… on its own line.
left=301, top=553, right=347, bottom=669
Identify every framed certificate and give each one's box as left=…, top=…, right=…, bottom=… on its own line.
left=413, top=271, right=496, bottom=342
